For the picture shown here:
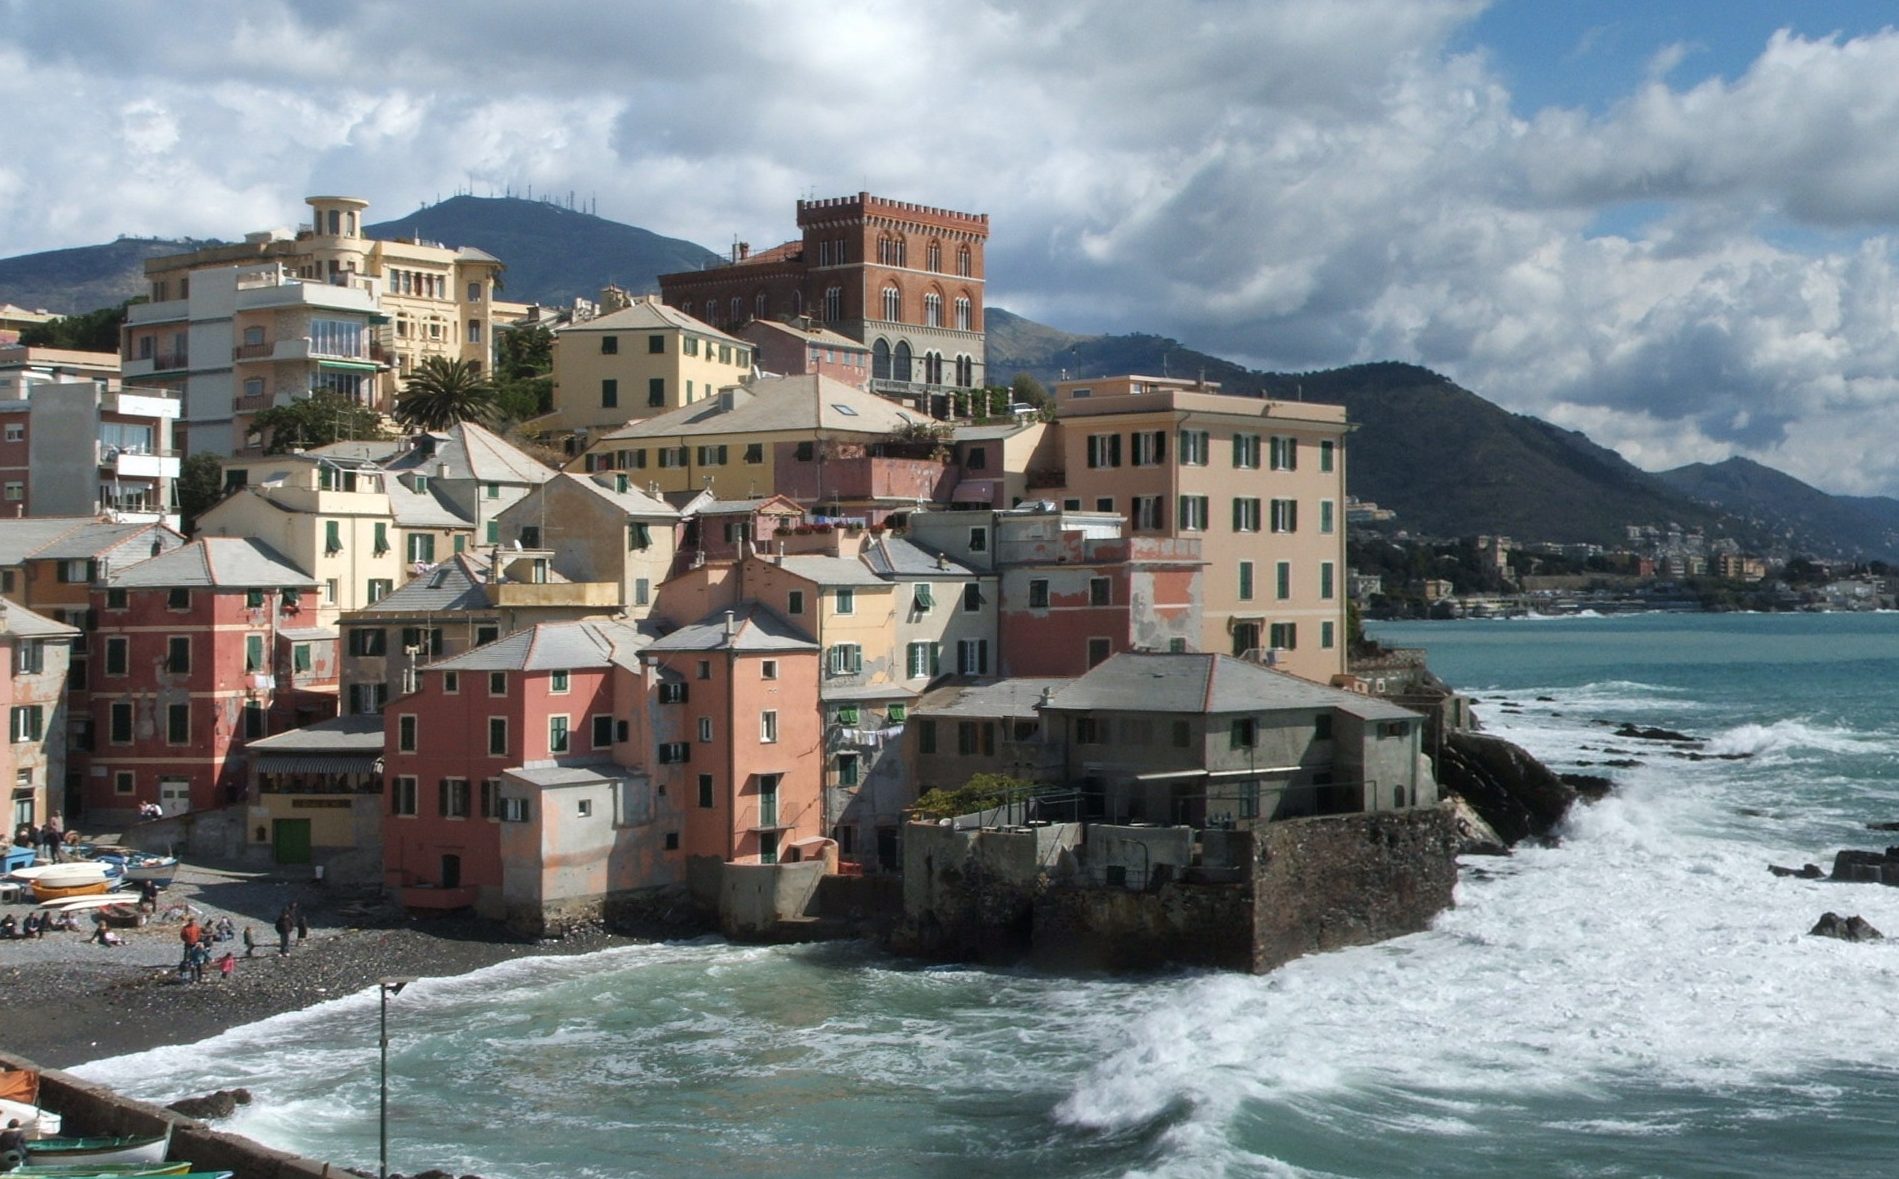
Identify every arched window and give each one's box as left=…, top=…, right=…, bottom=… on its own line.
left=882, top=286, right=901, bottom=322
left=872, top=339, right=892, bottom=380
left=955, top=355, right=974, bottom=386
left=924, top=351, right=943, bottom=385
left=755, top=291, right=768, bottom=319
left=894, top=341, right=913, bottom=382
left=790, top=290, right=803, bottom=316
left=704, top=300, right=717, bottom=324
left=730, top=296, right=743, bottom=324
left=954, top=296, right=971, bottom=332
left=923, top=292, right=942, bottom=328
left=879, top=233, right=907, bottom=267
left=957, top=245, right=972, bottom=276
left=927, top=239, right=942, bottom=272
left=824, top=286, right=842, bottom=322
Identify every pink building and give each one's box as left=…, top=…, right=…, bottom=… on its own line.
left=0, top=600, right=78, bottom=831
left=737, top=319, right=873, bottom=389
left=83, top=537, right=328, bottom=820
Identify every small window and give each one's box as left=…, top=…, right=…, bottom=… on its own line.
left=601, top=335, right=618, bottom=355
left=549, top=715, right=570, bottom=754
left=488, top=717, right=508, bottom=756
left=398, top=714, right=418, bottom=752
left=968, top=527, right=987, bottom=553
left=835, top=588, right=855, bottom=615
left=788, top=590, right=805, bottom=615
left=761, top=660, right=778, bottom=680
left=490, top=672, right=507, bottom=696
left=1028, top=579, right=1049, bottom=609
left=167, top=588, right=191, bottom=611
left=593, top=715, right=614, bottom=748
left=698, top=716, right=714, bottom=743
left=551, top=670, right=570, bottom=694
left=698, top=774, right=715, bottom=808
left=1089, top=578, right=1110, bottom=607
left=760, top=711, right=779, bottom=743
left=649, top=334, right=665, bottom=354
left=577, top=798, right=592, bottom=818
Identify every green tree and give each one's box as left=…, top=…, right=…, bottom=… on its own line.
left=910, top=772, right=1037, bottom=821
left=394, top=357, right=501, bottom=431
left=175, top=452, right=226, bottom=535
left=1009, top=373, right=1054, bottom=415
left=249, top=393, right=388, bottom=454
left=18, top=299, right=142, bottom=352
left=494, top=322, right=553, bottom=380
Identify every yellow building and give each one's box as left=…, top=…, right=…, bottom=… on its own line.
left=126, top=195, right=503, bottom=455
left=1049, top=375, right=1350, bottom=685
left=571, top=373, right=932, bottom=511
left=544, top=296, right=754, bottom=437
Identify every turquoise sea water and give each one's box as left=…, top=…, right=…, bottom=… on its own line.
left=76, top=613, right=1899, bottom=1177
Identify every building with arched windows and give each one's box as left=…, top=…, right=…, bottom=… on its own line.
left=658, top=193, right=987, bottom=415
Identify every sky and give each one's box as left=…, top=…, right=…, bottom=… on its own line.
left=9, top=0, right=1899, bottom=494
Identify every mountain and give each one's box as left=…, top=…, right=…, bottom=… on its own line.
left=365, top=196, right=721, bottom=306
left=0, top=237, right=205, bottom=315
left=0, top=196, right=722, bottom=317
left=1658, top=457, right=1899, bottom=560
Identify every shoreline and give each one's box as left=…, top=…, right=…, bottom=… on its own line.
left=0, top=864, right=649, bottom=1070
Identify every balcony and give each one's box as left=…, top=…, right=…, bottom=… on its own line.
left=123, top=353, right=187, bottom=377
left=99, top=390, right=180, bottom=419
left=100, top=446, right=180, bottom=479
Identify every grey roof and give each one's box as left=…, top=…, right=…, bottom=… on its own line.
left=646, top=604, right=816, bottom=653
left=0, top=599, right=79, bottom=639
left=862, top=536, right=978, bottom=578
left=30, top=522, right=176, bottom=561
left=427, top=618, right=653, bottom=672
left=744, top=318, right=867, bottom=351
left=277, top=626, right=338, bottom=642
left=246, top=713, right=386, bottom=754
left=599, top=373, right=927, bottom=441
left=0, top=518, right=113, bottom=566
left=105, top=537, right=317, bottom=589
left=915, top=678, right=1071, bottom=720
left=504, top=762, right=629, bottom=788
left=561, top=472, right=680, bottom=518
left=820, top=683, right=920, bottom=703
left=691, top=496, right=801, bottom=517
left=953, top=423, right=1037, bottom=441
left=776, top=554, right=889, bottom=588
left=358, top=552, right=492, bottom=614
left=378, top=422, right=557, bottom=485
left=304, top=439, right=406, bottom=463
left=1044, top=652, right=1423, bottom=720
left=457, top=245, right=503, bottom=264
left=386, top=477, right=472, bottom=529
left=556, top=299, right=741, bottom=344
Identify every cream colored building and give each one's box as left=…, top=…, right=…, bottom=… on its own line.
left=197, top=456, right=415, bottom=625
left=544, top=296, right=754, bottom=437
left=1049, top=376, right=1349, bottom=684
left=126, top=195, right=503, bottom=455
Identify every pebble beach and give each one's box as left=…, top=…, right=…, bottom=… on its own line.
left=0, top=860, right=636, bottom=1069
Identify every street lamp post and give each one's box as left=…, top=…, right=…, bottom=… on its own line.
left=379, top=976, right=417, bottom=1179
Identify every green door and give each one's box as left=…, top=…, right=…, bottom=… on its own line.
left=272, top=819, right=312, bottom=865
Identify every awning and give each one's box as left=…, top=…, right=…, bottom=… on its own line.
left=317, top=358, right=381, bottom=372
left=255, top=754, right=381, bottom=776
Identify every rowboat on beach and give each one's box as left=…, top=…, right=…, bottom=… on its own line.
left=11, top=1163, right=192, bottom=1176
left=18, top=1126, right=171, bottom=1165
left=29, top=879, right=111, bottom=903
left=0, top=1072, right=61, bottom=1136
left=33, top=895, right=123, bottom=912
left=120, top=856, right=178, bottom=888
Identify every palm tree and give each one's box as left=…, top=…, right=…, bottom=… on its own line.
left=393, top=357, right=502, bottom=431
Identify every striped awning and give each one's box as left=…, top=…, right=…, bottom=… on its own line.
left=255, top=754, right=381, bottom=776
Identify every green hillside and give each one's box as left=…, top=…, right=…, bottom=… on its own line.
left=1658, top=457, right=1899, bottom=560
left=0, top=237, right=204, bottom=315
left=366, top=196, right=721, bottom=306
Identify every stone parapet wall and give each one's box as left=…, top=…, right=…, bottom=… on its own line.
left=1249, top=806, right=1459, bottom=972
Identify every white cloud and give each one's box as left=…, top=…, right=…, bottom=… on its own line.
left=6, top=2, right=1899, bottom=494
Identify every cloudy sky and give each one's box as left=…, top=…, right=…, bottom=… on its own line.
left=9, top=0, right=1899, bottom=492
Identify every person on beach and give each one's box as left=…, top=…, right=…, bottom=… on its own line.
left=180, top=916, right=203, bottom=965
left=21, top=913, right=40, bottom=939
left=0, top=915, right=16, bottom=939
left=39, top=816, right=60, bottom=863
left=0, top=1118, right=25, bottom=1157
left=242, top=926, right=256, bottom=958
left=294, top=903, right=309, bottom=942
left=274, top=907, right=293, bottom=955
left=138, top=878, right=159, bottom=913
left=218, top=951, right=235, bottom=981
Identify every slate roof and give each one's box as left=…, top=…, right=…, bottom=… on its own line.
left=0, top=518, right=113, bottom=566
left=598, top=373, right=927, bottom=441
left=359, top=552, right=492, bottom=614
left=776, top=554, right=889, bottom=588
left=379, top=422, right=557, bottom=485
left=555, top=300, right=741, bottom=345
left=863, top=535, right=977, bottom=578
left=30, top=522, right=176, bottom=561
left=0, top=599, right=79, bottom=639
left=1043, top=652, right=1421, bottom=720
left=426, top=618, right=653, bottom=672
left=246, top=713, right=386, bottom=754
left=915, top=678, right=1071, bottom=719
left=386, top=477, right=471, bottom=529
left=645, top=604, right=816, bottom=654
left=953, top=422, right=1038, bottom=442
left=556, top=473, right=679, bottom=518
left=104, top=537, right=317, bottom=589
left=745, top=318, right=867, bottom=351
left=504, top=762, right=630, bottom=788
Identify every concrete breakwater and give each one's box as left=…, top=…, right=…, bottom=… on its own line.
left=0, top=1050, right=340, bottom=1178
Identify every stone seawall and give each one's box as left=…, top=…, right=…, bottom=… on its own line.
left=0, top=1051, right=337, bottom=1178
left=1250, top=806, right=1461, bottom=972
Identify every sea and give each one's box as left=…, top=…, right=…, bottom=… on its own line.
left=73, top=612, right=1899, bottom=1178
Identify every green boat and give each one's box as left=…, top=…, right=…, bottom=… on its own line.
left=12, top=1165, right=192, bottom=1177
left=16, top=1129, right=170, bottom=1166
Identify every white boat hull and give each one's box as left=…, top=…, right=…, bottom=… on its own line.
left=0, top=1096, right=60, bottom=1138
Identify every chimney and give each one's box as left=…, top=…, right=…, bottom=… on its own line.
left=738, top=241, right=751, bottom=261
left=722, top=610, right=737, bottom=637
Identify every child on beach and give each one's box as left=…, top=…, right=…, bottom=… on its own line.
left=218, top=952, right=235, bottom=981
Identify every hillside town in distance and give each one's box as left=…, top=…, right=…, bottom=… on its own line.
left=0, top=189, right=1777, bottom=961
